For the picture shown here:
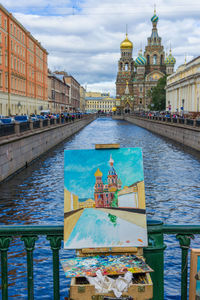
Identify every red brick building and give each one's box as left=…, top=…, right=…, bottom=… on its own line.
left=0, top=4, right=48, bottom=116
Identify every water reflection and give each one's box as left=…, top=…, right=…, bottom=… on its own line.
left=0, top=117, right=200, bottom=299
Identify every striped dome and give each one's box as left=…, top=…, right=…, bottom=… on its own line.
left=151, top=14, right=159, bottom=23
left=135, top=50, right=146, bottom=66
left=165, top=51, right=176, bottom=65
left=135, top=55, right=146, bottom=66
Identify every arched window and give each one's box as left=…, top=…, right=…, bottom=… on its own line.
left=120, top=63, right=122, bottom=71
left=153, top=54, right=157, bottom=65
left=160, top=55, right=163, bottom=65
left=147, top=55, right=150, bottom=65
left=125, top=63, right=129, bottom=71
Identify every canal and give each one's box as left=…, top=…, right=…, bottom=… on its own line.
left=0, top=117, right=200, bottom=299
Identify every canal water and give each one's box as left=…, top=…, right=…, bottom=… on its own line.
left=1, top=117, right=200, bottom=299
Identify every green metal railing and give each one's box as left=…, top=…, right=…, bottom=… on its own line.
left=0, top=221, right=199, bottom=300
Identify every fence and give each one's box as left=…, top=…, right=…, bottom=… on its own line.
left=0, top=115, right=95, bottom=138
left=0, top=220, right=197, bottom=300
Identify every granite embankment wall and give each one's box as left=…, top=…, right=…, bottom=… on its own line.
left=114, top=115, right=200, bottom=151
left=0, top=115, right=96, bottom=182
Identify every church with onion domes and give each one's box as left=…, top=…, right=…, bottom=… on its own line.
left=115, top=8, right=176, bottom=112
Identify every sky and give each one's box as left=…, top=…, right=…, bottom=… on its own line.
left=3, top=0, right=200, bottom=96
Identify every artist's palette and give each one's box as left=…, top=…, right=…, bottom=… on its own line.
left=60, top=255, right=153, bottom=278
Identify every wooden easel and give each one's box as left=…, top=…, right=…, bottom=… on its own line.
left=76, top=143, right=143, bottom=258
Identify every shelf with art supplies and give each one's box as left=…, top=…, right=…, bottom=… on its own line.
left=61, top=143, right=153, bottom=300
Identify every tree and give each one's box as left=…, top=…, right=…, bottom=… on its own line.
left=149, top=75, right=167, bottom=111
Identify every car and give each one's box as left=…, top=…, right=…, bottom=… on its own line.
left=14, top=115, right=29, bottom=122
left=0, top=117, right=15, bottom=124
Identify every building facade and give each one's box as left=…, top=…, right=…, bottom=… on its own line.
left=116, top=9, right=176, bottom=112
left=63, top=75, right=80, bottom=112
left=85, top=92, right=116, bottom=113
left=48, top=71, right=70, bottom=113
left=0, top=4, right=48, bottom=116
left=166, top=56, right=200, bottom=114
left=80, top=86, right=86, bottom=112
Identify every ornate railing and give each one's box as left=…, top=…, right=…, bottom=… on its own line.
left=0, top=221, right=199, bottom=300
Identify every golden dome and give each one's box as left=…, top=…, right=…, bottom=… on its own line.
left=94, top=168, right=102, bottom=177
left=120, top=34, right=133, bottom=50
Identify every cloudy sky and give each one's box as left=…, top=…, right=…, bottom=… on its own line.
left=3, top=0, right=200, bottom=96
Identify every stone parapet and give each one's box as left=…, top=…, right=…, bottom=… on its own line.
left=0, top=115, right=96, bottom=182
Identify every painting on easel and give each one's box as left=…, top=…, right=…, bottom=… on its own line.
left=64, top=147, right=148, bottom=249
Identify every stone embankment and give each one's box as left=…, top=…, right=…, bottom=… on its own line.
left=113, top=114, right=200, bottom=152
left=0, top=114, right=96, bottom=182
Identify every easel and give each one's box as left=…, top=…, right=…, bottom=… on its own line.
left=68, top=144, right=152, bottom=300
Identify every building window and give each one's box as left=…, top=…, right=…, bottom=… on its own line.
left=10, top=23, right=12, bottom=33
left=147, top=55, right=150, bottom=65
left=153, top=54, right=157, bottom=65
left=5, top=53, right=7, bottom=67
left=5, top=73, right=8, bottom=88
left=160, top=55, right=163, bottom=65
left=0, top=48, right=2, bottom=64
left=0, top=32, right=2, bottom=43
left=52, top=90, right=55, bottom=99
left=0, top=14, right=2, bottom=27
left=0, top=72, right=2, bottom=87
left=11, top=40, right=13, bottom=50
left=125, top=63, right=129, bottom=71
left=5, top=36, right=7, bottom=48
left=4, top=19, right=7, bottom=31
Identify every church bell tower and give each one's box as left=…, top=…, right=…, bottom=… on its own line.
left=116, top=33, right=134, bottom=98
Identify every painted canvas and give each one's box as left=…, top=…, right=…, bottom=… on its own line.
left=64, top=147, right=147, bottom=249
left=189, top=249, right=200, bottom=300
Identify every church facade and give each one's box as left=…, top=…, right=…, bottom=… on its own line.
left=115, top=10, right=176, bottom=112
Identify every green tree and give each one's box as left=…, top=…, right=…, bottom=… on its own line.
left=149, top=75, right=167, bottom=111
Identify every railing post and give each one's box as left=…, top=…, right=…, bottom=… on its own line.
left=48, top=118, right=51, bottom=128
left=176, top=234, right=194, bottom=300
left=39, top=119, right=43, bottom=129
left=0, top=236, right=12, bottom=300
left=14, top=121, right=20, bottom=135
left=193, top=119, right=196, bottom=127
left=47, top=235, right=63, bottom=300
left=144, top=220, right=166, bottom=300
left=29, top=120, right=33, bottom=131
left=21, top=235, right=38, bottom=300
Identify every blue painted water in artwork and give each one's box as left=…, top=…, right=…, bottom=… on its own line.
left=64, top=148, right=144, bottom=199
left=64, top=208, right=147, bottom=248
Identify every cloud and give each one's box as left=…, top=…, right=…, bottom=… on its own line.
left=3, top=0, right=200, bottom=96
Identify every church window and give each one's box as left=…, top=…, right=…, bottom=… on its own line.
left=153, top=54, right=157, bottom=65
left=125, top=63, right=128, bottom=71
left=147, top=55, right=150, bottom=65
left=160, top=55, right=163, bottom=65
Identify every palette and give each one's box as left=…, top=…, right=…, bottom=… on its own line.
left=60, top=255, right=153, bottom=278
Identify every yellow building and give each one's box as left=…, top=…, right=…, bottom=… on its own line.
left=78, top=198, right=95, bottom=209
left=166, top=56, right=200, bottom=113
left=85, top=92, right=116, bottom=113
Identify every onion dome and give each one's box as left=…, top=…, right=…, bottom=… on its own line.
left=120, top=33, right=133, bottom=50
left=151, top=13, right=159, bottom=23
left=94, top=168, right=102, bottom=177
left=165, top=50, right=176, bottom=65
left=135, top=50, right=147, bottom=66
left=151, top=7, right=159, bottom=23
